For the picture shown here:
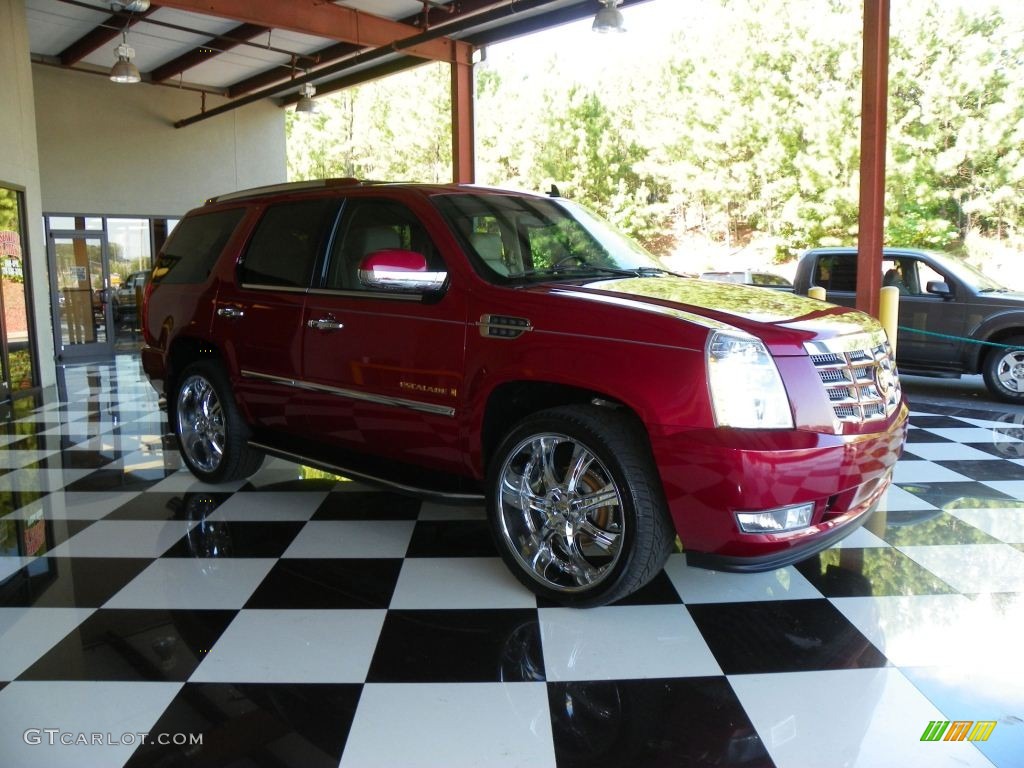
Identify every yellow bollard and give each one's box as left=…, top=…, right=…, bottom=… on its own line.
left=879, top=285, right=899, bottom=359
left=807, top=286, right=826, bottom=301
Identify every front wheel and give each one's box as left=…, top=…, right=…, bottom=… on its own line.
left=487, top=405, right=674, bottom=607
left=983, top=335, right=1024, bottom=403
left=174, top=360, right=264, bottom=483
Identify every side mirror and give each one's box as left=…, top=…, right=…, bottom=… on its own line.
left=926, top=280, right=952, bottom=298
left=358, top=249, right=447, bottom=292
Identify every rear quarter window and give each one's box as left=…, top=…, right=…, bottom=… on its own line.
left=152, top=207, right=245, bottom=285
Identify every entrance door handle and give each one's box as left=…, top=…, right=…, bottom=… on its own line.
left=307, top=317, right=344, bottom=331
left=217, top=306, right=245, bottom=320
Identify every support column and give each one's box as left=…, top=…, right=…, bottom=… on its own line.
left=451, top=59, right=475, bottom=184
left=855, top=0, right=890, bottom=317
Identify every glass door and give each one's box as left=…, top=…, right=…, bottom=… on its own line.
left=47, top=230, right=114, bottom=360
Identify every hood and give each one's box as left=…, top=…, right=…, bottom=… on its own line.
left=536, top=276, right=880, bottom=353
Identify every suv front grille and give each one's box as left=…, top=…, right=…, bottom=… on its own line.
left=807, top=338, right=901, bottom=425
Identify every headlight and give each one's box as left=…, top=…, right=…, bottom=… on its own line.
left=706, top=330, right=794, bottom=429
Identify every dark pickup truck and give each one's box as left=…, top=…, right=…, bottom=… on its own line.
left=794, top=247, right=1024, bottom=402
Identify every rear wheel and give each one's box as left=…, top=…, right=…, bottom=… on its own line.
left=174, top=360, right=264, bottom=483
left=487, top=405, right=673, bottom=607
left=983, top=335, right=1024, bottom=403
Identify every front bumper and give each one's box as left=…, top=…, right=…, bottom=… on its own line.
left=650, top=403, right=908, bottom=571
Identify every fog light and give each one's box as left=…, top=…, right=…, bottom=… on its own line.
left=736, top=503, right=814, bottom=533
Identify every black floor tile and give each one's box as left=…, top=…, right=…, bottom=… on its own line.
left=405, top=520, right=497, bottom=557
left=904, top=430, right=954, bottom=444
left=547, top=677, right=773, bottom=768
left=244, top=558, right=402, bottom=609
left=312, top=491, right=422, bottom=520
left=103, top=492, right=233, bottom=521
left=686, top=600, right=888, bottom=674
left=794, top=548, right=956, bottom=596
left=367, top=609, right=543, bottom=683
left=936, top=459, right=1024, bottom=481
left=895, top=480, right=1020, bottom=508
left=17, top=608, right=237, bottom=682
left=124, top=682, right=362, bottom=768
left=909, top=416, right=974, bottom=429
left=963, top=440, right=1024, bottom=460
left=0, top=557, right=153, bottom=607
left=163, top=520, right=305, bottom=558
left=876, top=510, right=1000, bottom=546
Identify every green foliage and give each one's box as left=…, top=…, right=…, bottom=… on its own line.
left=286, top=0, right=1024, bottom=261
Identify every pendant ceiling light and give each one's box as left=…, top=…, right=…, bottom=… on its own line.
left=109, top=32, right=141, bottom=84
left=592, top=0, right=626, bottom=34
left=296, top=81, right=318, bottom=114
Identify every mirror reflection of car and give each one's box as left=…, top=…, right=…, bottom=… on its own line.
left=795, top=247, right=1024, bottom=402
left=115, top=270, right=151, bottom=316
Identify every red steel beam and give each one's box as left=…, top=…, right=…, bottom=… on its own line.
left=856, top=0, right=890, bottom=317
left=152, top=0, right=468, bottom=63
left=452, top=60, right=475, bottom=184
left=58, top=5, right=159, bottom=66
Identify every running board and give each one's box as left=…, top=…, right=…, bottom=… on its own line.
left=248, top=441, right=485, bottom=505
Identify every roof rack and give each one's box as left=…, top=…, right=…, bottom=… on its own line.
left=205, top=178, right=363, bottom=204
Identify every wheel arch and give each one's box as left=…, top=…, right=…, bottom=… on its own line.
left=968, top=318, right=1024, bottom=372
left=479, top=380, right=651, bottom=476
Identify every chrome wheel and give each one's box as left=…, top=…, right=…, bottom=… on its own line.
left=995, top=348, right=1024, bottom=393
left=176, top=374, right=226, bottom=474
left=497, top=432, right=624, bottom=593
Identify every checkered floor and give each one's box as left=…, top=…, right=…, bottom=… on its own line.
left=1, top=358, right=1022, bottom=768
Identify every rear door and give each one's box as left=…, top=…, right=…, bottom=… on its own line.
left=298, top=197, right=468, bottom=473
left=214, top=197, right=341, bottom=433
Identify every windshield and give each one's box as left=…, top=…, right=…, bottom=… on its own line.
left=929, top=251, right=1003, bottom=292
left=433, top=193, right=662, bottom=282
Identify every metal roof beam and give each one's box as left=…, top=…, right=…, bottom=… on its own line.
left=58, top=4, right=159, bottom=66
left=152, top=0, right=468, bottom=62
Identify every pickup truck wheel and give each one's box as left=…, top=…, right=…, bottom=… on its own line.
left=488, top=405, right=673, bottom=607
left=983, top=336, right=1024, bottom=403
left=174, top=361, right=264, bottom=483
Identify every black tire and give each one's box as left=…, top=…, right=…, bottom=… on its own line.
left=173, top=360, right=264, bottom=483
left=982, top=335, right=1024, bottom=403
left=486, top=404, right=674, bottom=608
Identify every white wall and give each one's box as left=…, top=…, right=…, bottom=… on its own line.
left=0, top=0, right=56, bottom=387
left=33, top=64, right=286, bottom=217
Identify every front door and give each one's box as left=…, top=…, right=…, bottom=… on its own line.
left=47, top=230, right=114, bottom=361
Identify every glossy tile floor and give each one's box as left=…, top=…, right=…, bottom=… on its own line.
left=1, top=358, right=1023, bottom=768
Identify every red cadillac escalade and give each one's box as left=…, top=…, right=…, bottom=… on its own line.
left=142, top=179, right=908, bottom=606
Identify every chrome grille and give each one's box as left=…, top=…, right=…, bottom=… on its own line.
left=807, top=338, right=901, bottom=425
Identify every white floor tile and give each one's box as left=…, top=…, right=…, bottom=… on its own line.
left=0, top=468, right=94, bottom=493
left=104, top=558, right=277, bottom=609
left=0, top=680, right=183, bottom=768
left=925, top=427, right=1019, bottom=444
left=191, top=609, right=385, bottom=683
left=207, top=491, right=329, bottom=521
left=0, top=608, right=95, bottom=679
left=878, top=484, right=939, bottom=512
left=981, top=480, right=1024, bottom=501
left=283, top=520, right=415, bottom=558
left=830, top=525, right=890, bottom=548
left=146, top=470, right=249, bottom=494
left=68, top=435, right=144, bottom=453
left=46, top=520, right=195, bottom=558
left=903, top=443, right=1000, bottom=461
left=539, top=605, right=721, bottom=681
left=340, top=682, right=555, bottom=768
left=730, top=668, right=994, bottom=768
left=893, top=461, right=970, bottom=484
left=666, top=555, right=821, bottom=602
left=831, top=593, right=1020, bottom=669
left=390, top=558, right=535, bottom=609
left=898, top=543, right=1024, bottom=593
left=0, top=450, right=58, bottom=469
left=0, top=556, right=35, bottom=581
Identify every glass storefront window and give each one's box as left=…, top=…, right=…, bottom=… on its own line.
left=47, top=216, right=102, bottom=231
left=0, top=185, right=38, bottom=396
left=107, top=218, right=153, bottom=288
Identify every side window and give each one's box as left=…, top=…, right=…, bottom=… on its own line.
left=152, top=208, right=245, bottom=285
left=325, top=200, right=440, bottom=291
left=524, top=218, right=608, bottom=270
left=912, top=261, right=946, bottom=295
left=465, top=215, right=512, bottom=276
left=239, top=199, right=339, bottom=289
left=815, top=255, right=857, bottom=292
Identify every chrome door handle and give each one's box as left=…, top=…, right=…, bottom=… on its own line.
left=307, top=317, right=344, bottom=331
left=217, top=306, right=245, bottom=319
